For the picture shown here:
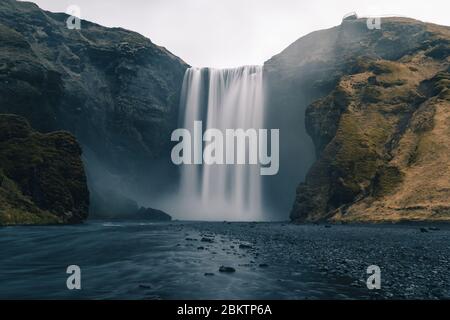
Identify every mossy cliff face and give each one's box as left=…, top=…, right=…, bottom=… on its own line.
left=0, top=114, right=89, bottom=225
left=281, top=18, right=450, bottom=222
left=0, top=0, right=189, bottom=214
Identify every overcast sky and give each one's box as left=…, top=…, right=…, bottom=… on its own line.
left=23, top=0, right=449, bottom=68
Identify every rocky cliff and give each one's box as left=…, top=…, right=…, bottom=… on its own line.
left=0, top=0, right=189, bottom=215
left=2, top=1, right=449, bottom=223
left=265, top=17, right=450, bottom=222
left=0, top=114, right=89, bottom=225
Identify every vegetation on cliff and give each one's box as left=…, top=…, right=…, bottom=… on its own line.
left=0, top=0, right=188, bottom=218
left=0, top=114, right=89, bottom=225
left=285, top=18, right=450, bottom=222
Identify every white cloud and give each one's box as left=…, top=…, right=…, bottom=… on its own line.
left=22, top=0, right=450, bottom=68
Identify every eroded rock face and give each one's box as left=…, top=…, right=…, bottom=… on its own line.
left=272, top=18, right=450, bottom=222
left=0, top=0, right=189, bottom=216
left=0, top=114, right=89, bottom=225
left=265, top=18, right=450, bottom=221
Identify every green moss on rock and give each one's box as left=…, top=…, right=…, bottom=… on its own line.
left=0, top=114, right=89, bottom=225
left=289, top=19, right=450, bottom=222
left=372, top=166, right=404, bottom=197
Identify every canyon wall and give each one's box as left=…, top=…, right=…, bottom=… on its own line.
left=0, top=0, right=189, bottom=216
left=265, top=17, right=450, bottom=222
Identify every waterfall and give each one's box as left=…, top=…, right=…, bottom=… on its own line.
left=177, top=65, right=265, bottom=221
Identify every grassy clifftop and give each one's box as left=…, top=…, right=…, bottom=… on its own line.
left=0, top=114, right=89, bottom=225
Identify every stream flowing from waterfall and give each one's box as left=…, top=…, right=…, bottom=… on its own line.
left=177, top=66, right=265, bottom=221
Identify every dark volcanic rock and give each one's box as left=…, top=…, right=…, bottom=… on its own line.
left=92, top=201, right=172, bottom=221
left=0, top=0, right=189, bottom=215
left=219, top=266, right=236, bottom=273
left=189, top=222, right=450, bottom=299
left=135, top=207, right=172, bottom=221
left=0, top=114, right=89, bottom=225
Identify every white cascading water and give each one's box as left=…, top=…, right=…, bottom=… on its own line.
left=178, top=66, right=265, bottom=221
